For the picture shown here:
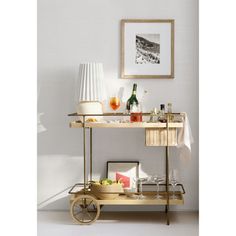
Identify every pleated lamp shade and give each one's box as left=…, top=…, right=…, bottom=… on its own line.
left=77, top=63, right=106, bottom=114
left=78, top=63, right=105, bottom=101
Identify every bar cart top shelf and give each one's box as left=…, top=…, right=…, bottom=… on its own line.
left=68, top=112, right=183, bottom=117
left=68, top=112, right=184, bottom=129
left=70, top=121, right=183, bottom=128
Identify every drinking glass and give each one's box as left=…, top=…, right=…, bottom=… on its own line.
left=136, top=177, right=151, bottom=199
left=151, top=175, right=165, bottom=199
left=109, top=94, right=121, bottom=112
left=169, top=169, right=179, bottom=199
left=130, top=103, right=142, bottom=122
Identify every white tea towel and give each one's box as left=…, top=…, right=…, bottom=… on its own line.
left=177, top=112, right=194, bottom=161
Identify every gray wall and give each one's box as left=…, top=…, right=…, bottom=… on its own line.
left=38, top=0, right=198, bottom=211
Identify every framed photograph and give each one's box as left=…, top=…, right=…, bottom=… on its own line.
left=121, top=19, right=174, bottom=79
left=106, top=161, right=139, bottom=191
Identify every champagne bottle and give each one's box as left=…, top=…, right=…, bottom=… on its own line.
left=126, top=83, right=139, bottom=112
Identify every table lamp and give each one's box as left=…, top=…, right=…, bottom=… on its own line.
left=76, top=63, right=106, bottom=115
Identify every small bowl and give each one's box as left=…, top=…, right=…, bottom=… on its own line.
left=90, top=183, right=124, bottom=200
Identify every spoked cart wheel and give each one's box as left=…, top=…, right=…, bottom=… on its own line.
left=70, top=195, right=100, bottom=225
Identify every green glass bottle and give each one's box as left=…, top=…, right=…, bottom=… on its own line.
left=126, top=83, right=139, bottom=112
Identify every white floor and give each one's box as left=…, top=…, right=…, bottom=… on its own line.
left=38, top=211, right=198, bottom=236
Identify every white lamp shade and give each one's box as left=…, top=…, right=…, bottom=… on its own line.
left=78, top=63, right=105, bottom=102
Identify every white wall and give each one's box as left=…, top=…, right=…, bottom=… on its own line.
left=38, top=0, right=198, bottom=211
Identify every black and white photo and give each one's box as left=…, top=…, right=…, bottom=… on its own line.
left=135, top=34, right=160, bottom=64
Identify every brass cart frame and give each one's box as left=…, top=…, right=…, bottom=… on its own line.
left=68, top=113, right=185, bottom=225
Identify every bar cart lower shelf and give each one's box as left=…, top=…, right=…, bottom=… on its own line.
left=68, top=112, right=186, bottom=225
left=70, top=189, right=184, bottom=225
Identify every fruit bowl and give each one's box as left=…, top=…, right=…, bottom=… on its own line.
left=90, top=180, right=124, bottom=200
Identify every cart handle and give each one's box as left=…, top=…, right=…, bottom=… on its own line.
left=68, top=183, right=90, bottom=194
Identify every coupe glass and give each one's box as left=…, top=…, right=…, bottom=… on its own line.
left=136, top=177, right=151, bottom=199
left=151, top=175, right=165, bottom=199
left=169, top=169, right=179, bottom=199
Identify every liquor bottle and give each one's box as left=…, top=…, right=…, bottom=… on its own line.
left=167, top=102, right=175, bottom=121
left=126, top=83, right=139, bottom=112
left=158, top=104, right=167, bottom=122
left=149, top=107, right=158, bottom=123
left=167, top=103, right=172, bottom=113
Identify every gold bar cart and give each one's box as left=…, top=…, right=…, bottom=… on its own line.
left=68, top=113, right=185, bottom=225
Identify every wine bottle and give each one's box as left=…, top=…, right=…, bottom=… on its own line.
left=126, top=83, right=139, bottom=112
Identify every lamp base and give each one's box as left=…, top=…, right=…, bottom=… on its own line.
left=76, top=101, right=103, bottom=116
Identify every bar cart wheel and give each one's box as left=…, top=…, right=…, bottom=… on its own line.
left=70, top=195, right=100, bottom=225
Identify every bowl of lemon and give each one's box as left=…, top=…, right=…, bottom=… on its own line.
left=90, top=179, right=124, bottom=200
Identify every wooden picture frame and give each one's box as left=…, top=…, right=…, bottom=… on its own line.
left=106, top=161, right=139, bottom=191
left=121, top=19, right=175, bottom=79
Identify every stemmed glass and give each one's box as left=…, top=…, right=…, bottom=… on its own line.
left=151, top=175, right=165, bottom=199
left=169, top=169, right=179, bottom=199
left=109, top=93, right=121, bottom=113
left=138, top=177, right=147, bottom=199
left=136, top=177, right=151, bottom=199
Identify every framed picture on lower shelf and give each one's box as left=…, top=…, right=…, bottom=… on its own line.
left=106, top=161, right=139, bottom=191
